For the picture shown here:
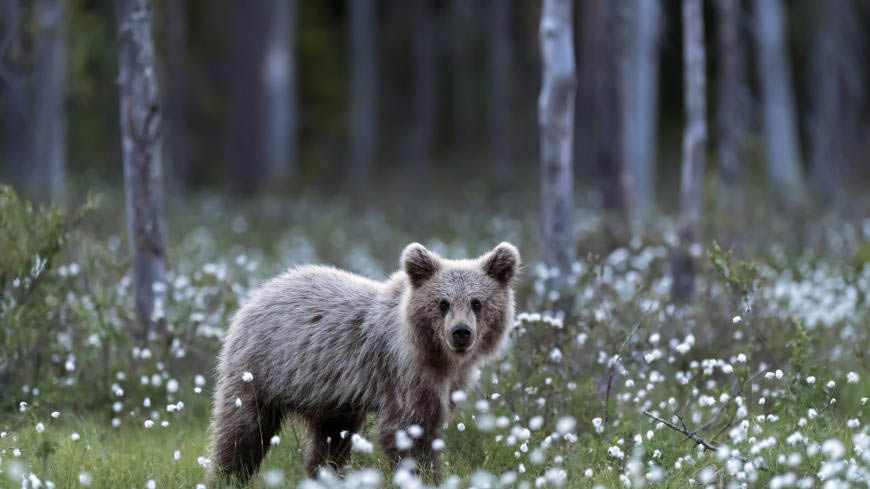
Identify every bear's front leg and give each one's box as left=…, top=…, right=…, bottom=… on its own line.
left=378, top=394, right=445, bottom=484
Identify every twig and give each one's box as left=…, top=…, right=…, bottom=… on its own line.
left=698, top=366, right=767, bottom=433
left=643, top=410, right=770, bottom=471
left=604, top=320, right=644, bottom=430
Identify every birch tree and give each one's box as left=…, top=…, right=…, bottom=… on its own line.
left=808, top=0, right=863, bottom=201
left=622, top=0, right=661, bottom=212
left=539, top=0, right=576, bottom=304
left=262, top=0, right=297, bottom=181
left=348, top=0, right=377, bottom=179
left=487, top=0, right=511, bottom=170
left=753, top=0, right=804, bottom=200
left=714, top=0, right=749, bottom=198
left=116, top=0, right=167, bottom=338
left=32, top=0, right=67, bottom=204
left=672, top=0, right=707, bottom=301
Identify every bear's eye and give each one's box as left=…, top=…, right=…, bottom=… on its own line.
left=471, top=299, right=482, bottom=313
left=439, top=299, right=450, bottom=314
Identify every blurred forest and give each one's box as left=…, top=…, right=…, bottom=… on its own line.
left=2, top=0, right=869, bottom=207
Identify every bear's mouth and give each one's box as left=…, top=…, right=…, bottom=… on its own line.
left=448, top=344, right=472, bottom=354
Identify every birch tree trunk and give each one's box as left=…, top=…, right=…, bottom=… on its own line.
left=714, top=0, right=749, bottom=200
left=262, top=0, right=297, bottom=182
left=753, top=0, right=804, bottom=200
left=32, top=0, right=67, bottom=204
left=539, top=0, right=576, bottom=306
left=487, top=0, right=511, bottom=170
left=672, top=0, right=707, bottom=302
left=348, top=0, right=377, bottom=180
left=116, top=0, right=167, bottom=339
left=808, top=0, right=863, bottom=201
left=622, top=0, right=661, bottom=213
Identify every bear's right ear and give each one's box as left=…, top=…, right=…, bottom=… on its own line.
left=401, top=243, right=440, bottom=288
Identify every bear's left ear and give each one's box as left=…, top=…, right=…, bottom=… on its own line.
left=401, top=243, right=440, bottom=288
left=482, top=242, right=521, bottom=285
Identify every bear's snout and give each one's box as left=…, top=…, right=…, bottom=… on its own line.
left=450, top=323, right=473, bottom=351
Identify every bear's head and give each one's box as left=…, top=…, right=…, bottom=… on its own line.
left=400, top=242, right=520, bottom=368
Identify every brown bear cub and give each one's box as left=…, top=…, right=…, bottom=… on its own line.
left=210, top=242, right=520, bottom=484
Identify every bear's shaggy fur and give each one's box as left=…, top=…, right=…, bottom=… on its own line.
left=210, top=242, right=520, bottom=483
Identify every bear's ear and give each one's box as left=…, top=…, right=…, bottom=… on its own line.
left=482, top=242, right=521, bottom=285
left=401, top=243, right=440, bottom=288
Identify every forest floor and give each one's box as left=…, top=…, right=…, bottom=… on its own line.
left=2, top=188, right=870, bottom=488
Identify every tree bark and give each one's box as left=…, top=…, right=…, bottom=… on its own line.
left=753, top=0, right=804, bottom=201
left=672, top=0, right=707, bottom=302
left=409, top=0, right=436, bottom=186
left=348, top=0, right=378, bottom=180
left=116, top=0, right=167, bottom=339
left=262, top=0, right=297, bottom=182
left=450, top=0, right=476, bottom=159
left=808, top=0, right=863, bottom=201
left=622, top=0, right=661, bottom=213
left=714, top=0, right=749, bottom=199
left=0, top=0, right=32, bottom=190
left=487, top=0, right=511, bottom=171
left=32, top=0, right=67, bottom=204
left=579, top=0, right=627, bottom=230
left=163, top=0, right=188, bottom=190
left=539, top=0, right=576, bottom=306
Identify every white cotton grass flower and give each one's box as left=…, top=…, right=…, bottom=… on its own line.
left=242, top=372, right=254, bottom=383
left=556, top=416, right=576, bottom=434
left=174, top=450, right=181, bottom=461
left=195, top=375, right=206, bottom=387
left=827, top=380, right=836, bottom=388
left=36, top=422, right=45, bottom=433
left=78, top=472, right=93, bottom=486
left=146, top=480, right=156, bottom=489
left=351, top=434, right=374, bottom=453
left=732, top=315, right=742, bottom=324
left=144, top=420, right=155, bottom=428
left=263, top=469, right=284, bottom=487
left=167, top=379, right=179, bottom=393
left=270, top=435, right=280, bottom=446
left=235, top=397, right=242, bottom=408
left=529, top=416, right=544, bottom=431
left=71, top=432, right=80, bottom=441
left=432, top=438, right=446, bottom=451
left=51, top=411, right=60, bottom=418
left=451, top=390, right=467, bottom=404
left=847, top=372, right=859, bottom=383
left=807, top=376, right=816, bottom=384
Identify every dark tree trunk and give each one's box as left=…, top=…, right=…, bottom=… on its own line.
left=579, top=0, right=628, bottom=236
left=672, top=0, right=707, bottom=302
left=163, top=0, right=188, bottom=190
left=1, top=0, right=32, bottom=190
left=408, top=0, right=436, bottom=188
left=487, top=0, right=511, bottom=171
left=348, top=0, right=378, bottom=181
left=450, top=0, right=476, bottom=159
left=808, top=0, right=864, bottom=202
left=714, top=0, right=749, bottom=203
left=116, top=0, right=167, bottom=338
left=539, top=0, right=576, bottom=310
left=32, top=0, right=67, bottom=203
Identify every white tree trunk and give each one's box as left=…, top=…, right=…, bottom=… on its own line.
left=262, top=0, right=297, bottom=181
left=539, top=0, right=576, bottom=298
left=753, top=0, right=804, bottom=198
left=348, top=0, right=377, bottom=180
left=116, top=0, right=167, bottom=338
left=673, top=0, right=707, bottom=301
left=32, top=0, right=67, bottom=203
left=622, top=0, right=661, bottom=212
left=714, top=0, right=749, bottom=193
left=487, top=0, right=511, bottom=170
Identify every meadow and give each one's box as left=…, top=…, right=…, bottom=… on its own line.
left=2, top=185, right=870, bottom=488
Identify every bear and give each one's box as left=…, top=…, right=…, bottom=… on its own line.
left=209, top=242, right=520, bottom=484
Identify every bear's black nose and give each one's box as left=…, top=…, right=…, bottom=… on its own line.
left=451, top=324, right=472, bottom=348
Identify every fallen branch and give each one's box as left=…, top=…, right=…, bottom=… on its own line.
left=642, top=410, right=770, bottom=471
left=698, top=366, right=767, bottom=433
